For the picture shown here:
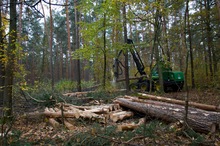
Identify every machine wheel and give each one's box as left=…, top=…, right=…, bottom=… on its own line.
left=140, top=82, right=149, bottom=92
left=172, top=86, right=179, bottom=92
left=164, top=86, right=168, bottom=93
left=129, top=83, right=138, bottom=92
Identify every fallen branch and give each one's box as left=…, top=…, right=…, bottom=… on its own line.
left=26, top=91, right=47, bottom=103
left=63, top=91, right=95, bottom=97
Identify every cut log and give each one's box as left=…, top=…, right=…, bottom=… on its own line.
left=138, top=93, right=220, bottom=112
left=117, top=123, right=138, bottom=131
left=117, top=118, right=145, bottom=131
left=81, top=111, right=104, bottom=121
left=115, top=97, right=220, bottom=133
left=44, top=110, right=80, bottom=119
left=83, top=104, right=121, bottom=114
left=38, top=103, right=124, bottom=125
left=44, top=110, right=104, bottom=122
left=84, top=108, right=110, bottom=114
left=58, top=103, right=121, bottom=114
left=110, top=111, right=134, bottom=122
left=48, top=118, right=60, bottom=128
left=64, top=120, right=75, bottom=130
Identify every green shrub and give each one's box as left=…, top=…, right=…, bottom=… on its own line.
left=55, top=79, right=77, bottom=93
left=81, top=80, right=96, bottom=89
left=184, top=129, right=205, bottom=146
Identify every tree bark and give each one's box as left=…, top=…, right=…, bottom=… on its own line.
left=186, top=0, right=195, bottom=88
left=135, top=94, right=220, bottom=112
left=154, top=3, right=164, bottom=93
left=49, top=0, right=54, bottom=89
left=215, top=0, right=220, bottom=21
left=66, top=0, right=72, bottom=80
left=3, top=0, right=17, bottom=117
left=0, top=0, right=5, bottom=105
left=74, top=0, right=82, bottom=91
left=102, top=12, right=107, bottom=90
left=40, top=1, right=49, bottom=79
left=184, top=0, right=190, bottom=125
left=162, top=15, right=170, bottom=62
left=115, top=97, right=220, bottom=133
left=205, top=0, right=213, bottom=78
left=17, top=0, right=23, bottom=64
left=122, top=2, right=129, bottom=93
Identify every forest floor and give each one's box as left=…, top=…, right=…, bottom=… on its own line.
left=1, top=88, right=220, bottom=146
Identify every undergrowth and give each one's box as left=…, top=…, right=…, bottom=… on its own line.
left=64, top=120, right=168, bottom=146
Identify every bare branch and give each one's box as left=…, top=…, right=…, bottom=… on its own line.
left=42, top=0, right=69, bottom=6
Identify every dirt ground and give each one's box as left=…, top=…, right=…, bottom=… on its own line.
left=1, top=89, right=220, bottom=145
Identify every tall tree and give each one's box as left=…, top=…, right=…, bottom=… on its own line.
left=49, top=0, right=54, bottom=89
left=3, top=0, right=17, bottom=117
left=74, top=0, right=81, bottom=91
left=40, top=1, right=50, bottom=80
left=216, top=0, right=220, bottom=20
left=102, top=2, right=107, bottom=89
left=66, top=0, right=72, bottom=80
left=187, top=0, right=195, bottom=88
left=184, top=0, right=189, bottom=124
left=122, top=2, right=129, bottom=92
left=17, top=0, right=23, bottom=64
left=205, top=0, right=213, bottom=78
left=0, top=0, right=5, bottom=105
left=154, top=1, right=164, bottom=93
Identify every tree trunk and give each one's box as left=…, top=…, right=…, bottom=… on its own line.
left=184, top=0, right=190, bottom=126
left=186, top=0, right=195, bottom=88
left=40, top=1, right=49, bottom=79
left=215, top=0, right=220, bottom=21
left=66, top=0, right=72, bottom=80
left=0, top=0, right=5, bottom=105
left=162, top=15, right=170, bottom=62
left=136, top=93, right=220, bottom=112
left=17, top=0, right=23, bottom=64
left=3, top=0, right=17, bottom=117
left=149, top=27, right=154, bottom=92
left=74, top=0, right=81, bottom=91
left=60, top=47, right=64, bottom=79
left=49, top=0, right=54, bottom=89
left=122, top=3, right=129, bottom=92
left=205, top=0, right=213, bottom=78
left=102, top=12, right=107, bottom=90
left=115, top=97, right=220, bottom=133
left=154, top=6, right=164, bottom=93
left=214, top=0, right=220, bottom=74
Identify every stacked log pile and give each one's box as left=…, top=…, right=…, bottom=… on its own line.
left=41, top=103, right=134, bottom=130
left=30, top=92, right=220, bottom=134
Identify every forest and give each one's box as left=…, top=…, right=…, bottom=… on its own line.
left=0, top=0, right=220, bottom=145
